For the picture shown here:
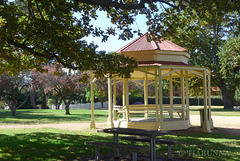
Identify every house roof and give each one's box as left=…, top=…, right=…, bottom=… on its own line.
left=116, top=33, right=186, bottom=53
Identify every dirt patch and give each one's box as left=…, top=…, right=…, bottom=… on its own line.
left=0, top=115, right=239, bottom=135
left=189, top=115, right=240, bottom=136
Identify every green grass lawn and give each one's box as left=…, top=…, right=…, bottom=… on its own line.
left=0, top=106, right=239, bottom=125
left=0, top=128, right=239, bottom=161
left=0, top=108, right=239, bottom=160
left=0, top=109, right=108, bottom=125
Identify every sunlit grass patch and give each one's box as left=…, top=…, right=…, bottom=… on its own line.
left=0, top=109, right=108, bottom=125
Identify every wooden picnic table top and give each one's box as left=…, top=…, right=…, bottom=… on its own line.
left=97, top=128, right=171, bottom=137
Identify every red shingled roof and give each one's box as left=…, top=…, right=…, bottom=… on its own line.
left=138, top=61, right=189, bottom=66
left=116, top=33, right=186, bottom=53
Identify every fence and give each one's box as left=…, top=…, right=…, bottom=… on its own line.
left=51, top=102, right=108, bottom=110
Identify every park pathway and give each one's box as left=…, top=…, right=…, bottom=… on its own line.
left=0, top=115, right=239, bottom=135
left=190, top=115, right=240, bottom=129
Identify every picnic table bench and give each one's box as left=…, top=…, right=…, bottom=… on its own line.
left=96, top=128, right=171, bottom=161
left=84, top=141, right=148, bottom=161
left=121, top=136, right=183, bottom=160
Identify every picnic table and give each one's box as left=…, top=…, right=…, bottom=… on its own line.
left=97, top=128, right=171, bottom=161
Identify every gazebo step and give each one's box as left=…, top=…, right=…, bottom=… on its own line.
left=113, top=119, right=190, bottom=130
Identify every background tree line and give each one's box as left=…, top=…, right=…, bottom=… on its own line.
left=1, top=0, right=240, bottom=109
left=0, top=66, right=90, bottom=115
left=1, top=65, right=238, bottom=117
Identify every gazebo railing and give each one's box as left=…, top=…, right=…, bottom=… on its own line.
left=162, top=104, right=188, bottom=120
left=113, top=104, right=189, bottom=121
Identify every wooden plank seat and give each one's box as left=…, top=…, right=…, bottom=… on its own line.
left=121, top=136, right=183, bottom=160
left=163, top=107, right=185, bottom=119
left=84, top=141, right=148, bottom=161
left=114, top=105, right=157, bottom=119
left=114, top=105, right=186, bottom=119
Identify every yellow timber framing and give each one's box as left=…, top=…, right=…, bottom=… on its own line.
left=144, top=73, right=149, bottom=118
left=108, top=77, right=114, bottom=127
left=90, top=74, right=96, bottom=128
left=90, top=65, right=213, bottom=132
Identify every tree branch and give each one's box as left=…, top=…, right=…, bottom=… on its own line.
left=35, top=0, right=45, bottom=20
left=74, top=0, right=181, bottom=10
left=16, top=93, right=31, bottom=109
left=1, top=95, right=11, bottom=108
left=5, top=38, right=82, bottom=70
left=5, top=38, right=53, bottom=60
left=54, top=55, right=80, bottom=70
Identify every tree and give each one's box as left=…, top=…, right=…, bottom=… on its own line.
left=48, top=95, right=63, bottom=110
left=85, top=78, right=108, bottom=108
left=38, top=66, right=88, bottom=115
left=0, top=72, right=30, bottom=116
left=94, top=79, right=108, bottom=108
left=153, top=1, right=240, bottom=109
left=1, top=0, right=240, bottom=108
left=217, top=36, right=240, bottom=107
left=0, top=0, right=139, bottom=78
left=29, top=68, right=50, bottom=109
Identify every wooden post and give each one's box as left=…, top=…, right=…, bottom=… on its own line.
left=144, top=73, right=149, bottom=118
left=113, top=78, right=117, bottom=106
left=90, top=75, right=95, bottom=128
left=125, top=79, right=130, bottom=124
left=208, top=73, right=214, bottom=129
left=180, top=70, right=186, bottom=120
left=158, top=67, right=163, bottom=129
left=185, top=70, right=189, bottom=120
left=108, top=77, right=114, bottom=128
left=203, top=70, right=211, bottom=133
left=155, top=69, right=160, bottom=127
left=169, top=71, right=173, bottom=118
left=113, top=78, right=117, bottom=121
left=122, top=78, right=126, bottom=119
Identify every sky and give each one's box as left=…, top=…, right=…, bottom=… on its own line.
left=81, top=11, right=148, bottom=52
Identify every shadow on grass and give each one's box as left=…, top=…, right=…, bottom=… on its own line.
left=165, top=126, right=240, bottom=160
left=0, top=127, right=239, bottom=161
left=0, top=130, right=111, bottom=161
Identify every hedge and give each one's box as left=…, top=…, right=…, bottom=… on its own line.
left=117, top=96, right=224, bottom=106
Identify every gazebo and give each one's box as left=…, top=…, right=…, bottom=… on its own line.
left=90, top=34, right=214, bottom=133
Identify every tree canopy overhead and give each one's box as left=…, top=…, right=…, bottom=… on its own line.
left=1, top=0, right=240, bottom=109
left=2, top=0, right=239, bottom=78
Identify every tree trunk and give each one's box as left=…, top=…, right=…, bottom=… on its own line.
left=101, top=101, right=104, bottom=108
left=55, top=98, right=60, bottom=110
left=41, top=94, right=48, bottom=109
left=64, top=101, right=71, bottom=115
left=30, top=91, right=37, bottom=109
left=220, top=87, right=235, bottom=109
left=10, top=107, right=17, bottom=116
left=58, top=99, right=62, bottom=109
left=65, top=104, right=70, bottom=115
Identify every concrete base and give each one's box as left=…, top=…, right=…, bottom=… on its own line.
left=209, top=117, right=214, bottom=129
left=203, top=120, right=211, bottom=133
left=90, top=120, right=96, bottom=129
left=113, top=118, right=191, bottom=131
